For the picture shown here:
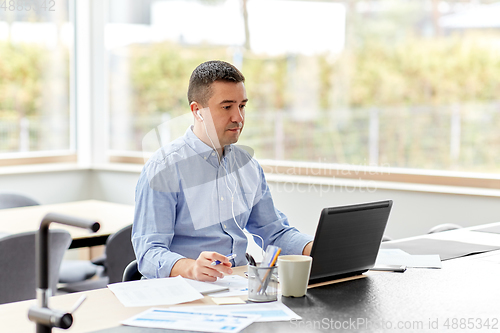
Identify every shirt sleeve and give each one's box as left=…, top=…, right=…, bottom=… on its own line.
left=244, top=163, right=314, bottom=255
left=132, top=160, right=186, bottom=279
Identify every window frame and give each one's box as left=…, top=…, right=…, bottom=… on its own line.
left=107, top=152, right=500, bottom=191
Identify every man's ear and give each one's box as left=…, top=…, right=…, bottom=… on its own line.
left=190, top=101, right=201, bottom=112
left=190, top=102, right=199, bottom=118
left=191, top=102, right=204, bottom=122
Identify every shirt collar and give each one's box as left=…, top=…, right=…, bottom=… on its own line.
left=183, top=126, right=233, bottom=166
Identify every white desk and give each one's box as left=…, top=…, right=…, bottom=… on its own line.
left=0, top=200, right=135, bottom=248
left=0, top=266, right=250, bottom=333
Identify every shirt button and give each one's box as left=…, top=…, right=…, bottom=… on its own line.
left=212, top=152, right=215, bottom=156
left=204, top=156, right=207, bottom=160
left=224, top=225, right=227, bottom=228
left=221, top=196, right=224, bottom=201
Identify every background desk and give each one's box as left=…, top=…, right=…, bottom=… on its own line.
left=0, top=200, right=134, bottom=248
left=1, top=224, right=500, bottom=332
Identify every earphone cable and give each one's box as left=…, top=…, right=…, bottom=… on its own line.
left=201, top=118, right=265, bottom=258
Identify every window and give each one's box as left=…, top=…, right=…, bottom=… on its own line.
left=0, top=1, right=74, bottom=165
left=106, top=0, right=500, bottom=182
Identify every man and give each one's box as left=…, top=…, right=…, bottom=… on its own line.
left=132, top=60, right=313, bottom=282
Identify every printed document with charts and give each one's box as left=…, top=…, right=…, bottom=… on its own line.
left=108, top=276, right=204, bottom=307
left=122, top=308, right=260, bottom=333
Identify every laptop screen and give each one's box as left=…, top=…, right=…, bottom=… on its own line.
left=309, top=200, right=392, bottom=285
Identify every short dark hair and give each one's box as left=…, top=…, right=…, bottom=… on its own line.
left=187, top=60, right=245, bottom=106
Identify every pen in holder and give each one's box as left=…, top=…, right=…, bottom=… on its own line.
left=247, top=264, right=278, bottom=302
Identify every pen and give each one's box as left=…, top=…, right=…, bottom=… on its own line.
left=211, top=253, right=237, bottom=266
left=258, top=247, right=281, bottom=294
left=371, top=265, right=407, bottom=273
left=245, top=253, right=257, bottom=266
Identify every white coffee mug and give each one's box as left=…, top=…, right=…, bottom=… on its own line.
left=278, top=255, right=313, bottom=297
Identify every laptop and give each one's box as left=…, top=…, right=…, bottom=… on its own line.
left=308, top=200, right=393, bottom=285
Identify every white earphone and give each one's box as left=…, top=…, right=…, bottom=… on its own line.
left=197, top=107, right=265, bottom=258
left=197, top=110, right=204, bottom=121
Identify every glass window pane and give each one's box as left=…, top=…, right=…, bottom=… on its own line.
left=0, top=1, right=72, bottom=154
left=107, top=0, right=500, bottom=174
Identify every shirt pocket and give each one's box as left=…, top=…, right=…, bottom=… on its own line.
left=229, top=188, right=255, bottom=228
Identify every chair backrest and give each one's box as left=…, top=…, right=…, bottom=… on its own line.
left=428, top=223, right=463, bottom=234
left=0, top=193, right=40, bottom=210
left=0, top=229, right=72, bottom=304
left=122, top=259, right=142, bottom=282
left=105, top=224, right=135, bottom=284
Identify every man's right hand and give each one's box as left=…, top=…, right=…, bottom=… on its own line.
left=171, top=251, right=233, bottom=282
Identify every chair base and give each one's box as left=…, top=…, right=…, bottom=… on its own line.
left=57, top=276, right=109, bottom=294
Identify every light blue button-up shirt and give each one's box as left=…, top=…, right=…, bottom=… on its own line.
left=132, top=126, right=313, bottom=278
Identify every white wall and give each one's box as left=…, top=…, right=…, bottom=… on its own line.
left=267, top=181, right=500, bottom=240
left=0, top=168, right=92, bottom=204
left=90, top=169, right=139, bottom=205
left=1, top=167, right=499, bottom=240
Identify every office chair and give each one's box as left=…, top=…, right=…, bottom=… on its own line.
left=0, top=230, right=72, bottom=304
left=0, top=193, right=99, bottom=286
left=381, top=234, right=393, bottom=242
left=58, top=260, right=102, bottom=284
left=60, top=224, right=135, bottom=291
left=428, top=223, right=463, bottom=234
left=0, top=192, right=39, bottom=209
left=101, top=224, right=135, bottom=284
left=122, top=259, right=142, bottom=282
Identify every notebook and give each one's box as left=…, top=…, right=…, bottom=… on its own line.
left=309, top=200, right=393, bottom=285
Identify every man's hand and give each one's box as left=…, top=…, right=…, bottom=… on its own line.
left=171, top=251, right=233, bottom=282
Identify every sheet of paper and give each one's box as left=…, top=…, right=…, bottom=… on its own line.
left=208, top=290, right=249, bottom=297
left=469, top=250, right=500, bottom=264
left=431, top=229, right=500, bottom=247
left=185, top=279, right=229, bottom=295
left=207, top=275, right=249, bottom=298
left=107, top=276, right=203, bottom=307
left=171, top=302, right=301, bottom=322
left=122, top=307, right=259, bottom=333
left=472, top=224, right=500, bottom=235
left=381, top=237, right=500, bottom=260
left=376, top=249, right=442, bottom=268
left=212, top=297, right=246, bottom=305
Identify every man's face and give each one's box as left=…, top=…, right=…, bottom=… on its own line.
left=203, top=81, right=247, bottom=147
